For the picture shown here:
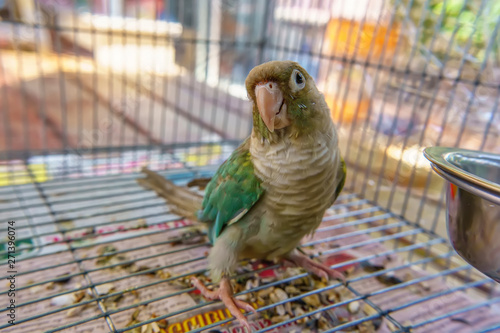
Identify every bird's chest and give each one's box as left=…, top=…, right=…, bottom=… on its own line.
left=250, top=137, right=339, bottom=232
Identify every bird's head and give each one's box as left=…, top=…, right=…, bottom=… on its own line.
left=245, top=60, right=330, bottom=140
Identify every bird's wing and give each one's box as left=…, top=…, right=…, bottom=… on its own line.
left=333, top=156, right=346, bottom=203
left=198, top=139, right=264, bottom=243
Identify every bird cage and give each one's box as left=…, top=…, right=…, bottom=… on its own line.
left=1, top=0, right=500, bottom=332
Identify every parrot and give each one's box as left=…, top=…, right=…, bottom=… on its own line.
left=137, top=60, right=346, bottom=330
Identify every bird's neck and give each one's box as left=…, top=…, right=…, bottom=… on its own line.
left=252, top=119, right=333, bottom=147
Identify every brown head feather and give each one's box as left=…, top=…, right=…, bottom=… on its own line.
left=245, top=60, right=332, bottom=142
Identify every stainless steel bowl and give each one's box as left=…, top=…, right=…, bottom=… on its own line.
left=424, top=147, right=500, bottom=283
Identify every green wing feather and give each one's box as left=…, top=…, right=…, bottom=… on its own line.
left=198, top=139, right=264, bottom=243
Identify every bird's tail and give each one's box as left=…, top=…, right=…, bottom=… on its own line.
left=137, top=167, right=203, bottom=221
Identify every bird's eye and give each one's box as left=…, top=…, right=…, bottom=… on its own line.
left=295, top=72, right=303, bottom=85
left=290, top=69, right=306, bottom=92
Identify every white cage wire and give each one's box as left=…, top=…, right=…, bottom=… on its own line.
left=0, top=0, right=500, bottom=332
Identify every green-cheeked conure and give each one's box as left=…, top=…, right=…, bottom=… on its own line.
left=138, top=60, right=346, bottom=330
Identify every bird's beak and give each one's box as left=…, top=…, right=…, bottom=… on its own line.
left=255, top=82, right=284, bottom=133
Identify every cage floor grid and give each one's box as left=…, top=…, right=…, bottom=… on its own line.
left=1, top=168, right=500, bottom=333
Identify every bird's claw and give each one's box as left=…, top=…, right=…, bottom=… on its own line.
left=286, top=251, right=346, bottom=283
left=191, top=276, right=256, bottom=331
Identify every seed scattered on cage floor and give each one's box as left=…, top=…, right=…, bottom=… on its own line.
left=172, top=263, right=385, bottom=332
left=74, top=290, right=86, bottom=302
left=360, top=260, right=385, bottom=272
left=348, top=300, right=360, bottom=314
left=169, top=228, right=207, bottom=245
left=94, top=245, right=175, bottom=281
left=131, top=265, right=155, bottom=274
left=155, top=269, right=172, bottom=280
left=95, top=283, right=115, bottom=295
left=53, top=272, right=72, bottom=284
left=376, top=273, right=404, bottom=286
left=47, top=289, right=95, bottom=317
left=126, top=306, right=146, bottom=328
left=451, top=317, right=471, bottom=325
left=103, top=293, right=124, bottom=310
left=50, top=294, right=75, bottom=307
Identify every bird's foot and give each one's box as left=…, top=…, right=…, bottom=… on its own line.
left=286, top=250, right=346, bottom=283
left=191, top=276, right=256, bottom=331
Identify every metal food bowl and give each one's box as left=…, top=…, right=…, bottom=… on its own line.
left=424, top=147, right=500, bottom=283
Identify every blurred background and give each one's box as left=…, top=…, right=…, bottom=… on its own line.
left=0, top=0, right=499, bottom=249
left=1, top=0, right=499, bottom=242
left=1, top=1, right=500, bottom=332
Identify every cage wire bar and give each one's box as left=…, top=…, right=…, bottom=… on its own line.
left=0, top=0, right=500, bottom=332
